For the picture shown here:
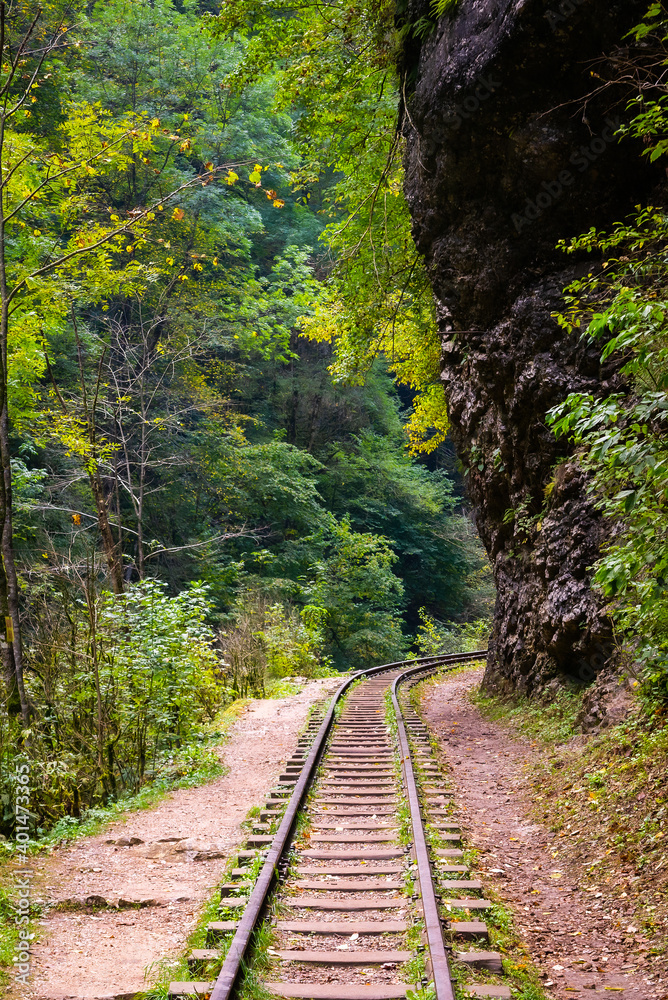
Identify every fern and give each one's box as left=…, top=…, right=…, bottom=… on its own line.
left=431, top=0, right=458, bottom=17
left=412, top=0, right=457, bottom=36
left=411, top=16, right=436, bottom=38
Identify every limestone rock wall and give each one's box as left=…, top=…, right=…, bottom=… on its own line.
left=401, top=0, right=655, bottom=692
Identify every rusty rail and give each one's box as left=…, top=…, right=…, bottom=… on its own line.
left=209, top=648, right=486, bottom=1000
left=392, top=663, right=458, bottom=1000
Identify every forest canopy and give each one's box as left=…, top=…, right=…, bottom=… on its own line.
left=0, top=0, right=491, bottom=833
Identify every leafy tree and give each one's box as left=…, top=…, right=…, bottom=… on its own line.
left=215, top=0, right=450, bottom=454
left=316, top=427, right=477, bottom=626
left=282, top=515, right=407, bottom=669
left=545, top=2, right=668, bottom=699
left=219, top=593, right=334, bottom=698
left=0, top=0, right=249, bottom=718
left=23, top=0, right=312, bottom=598
left=414, top=607, right=490, bottom=656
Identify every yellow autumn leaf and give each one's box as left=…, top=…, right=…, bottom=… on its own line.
left=172, top=207, right=184, bottom=221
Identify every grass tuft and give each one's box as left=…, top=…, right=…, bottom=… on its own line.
left=471, top=685, right=584, bottom=745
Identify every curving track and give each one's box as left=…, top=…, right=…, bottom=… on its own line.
left=169, top=653, right=509, bottom=1000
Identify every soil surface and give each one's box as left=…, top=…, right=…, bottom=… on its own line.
left=22, top=679, right=339, bottom=1000
left=420, top=668, right=668, bottom=1000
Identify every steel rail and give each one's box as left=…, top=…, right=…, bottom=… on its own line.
left=391, top=662, right=459, bottom=1000
left=209, top=649, right=486, bottom=1000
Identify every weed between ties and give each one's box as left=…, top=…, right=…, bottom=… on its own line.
left=407, top=670, right=551, bottom=1000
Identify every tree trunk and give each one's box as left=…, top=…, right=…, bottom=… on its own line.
left=0, top=80, right=29, bottom=722
left=89, top=468, right=125, bottom=595
left=287, top=386, right=299, bottom=445
left=73, top=310, right=125, bottom=595
left=306, top=383, right=325, bottom=454
left=137, top=379, right=147, bottom=579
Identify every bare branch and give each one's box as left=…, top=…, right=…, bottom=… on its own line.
left=144, top=529, right=255, bottom=560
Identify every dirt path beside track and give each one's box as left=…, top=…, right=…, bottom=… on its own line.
left=420, top=668, right=667, bottom=1000
left=22, top=679, right=339, bottom=1000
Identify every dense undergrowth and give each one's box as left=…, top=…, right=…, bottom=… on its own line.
left=3, top=698, right=250, bottom=855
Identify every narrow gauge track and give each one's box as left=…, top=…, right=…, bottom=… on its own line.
left=170, top=652, right=508, bottom=1000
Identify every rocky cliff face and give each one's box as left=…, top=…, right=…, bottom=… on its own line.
left=402, top=0, right=655, bottom=694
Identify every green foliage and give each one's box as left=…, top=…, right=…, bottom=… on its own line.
left=228, top=512, right=409, bottom=675
left=473, top=684, right=585, bottom=746
left=546, top=238, right=668, bottom=681
left=215, top=0, right=449, bottom=455
left=430, top=0, right=459, bottom=19
left=13, top=0, right=486, bottom=652
left=414, top=608, right=490, bottom=656
left=544, top=4, right=668, bottom=700
left=261, top=603, right=334, bottom=678
left=0, top=0, right=491, bottom=837
left=2, top=579, right=229, bottom=830
left=0, top=879, right=43, bottom=988
left=298, top=515, right=407, bottom=668
left=317, top=425, right=485, bottom=624
left=220, top=591, right=335, bottom=698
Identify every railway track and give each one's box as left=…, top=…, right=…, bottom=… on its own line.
left=169, top=652, right=509, bottom=1000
